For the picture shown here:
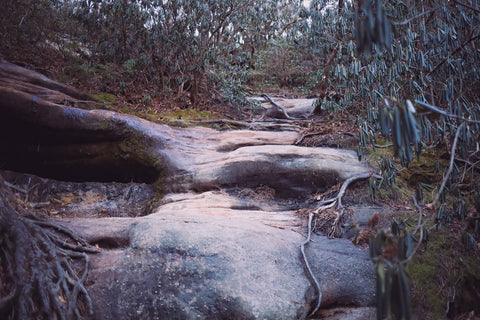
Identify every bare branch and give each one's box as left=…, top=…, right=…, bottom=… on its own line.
left=316, top=172, right=382, bottom=214
left=453, top=0, right=480, bottom=14
left=4, top=180, right=27, bottom=194
left=428, top=31, right=480, bottom=76
left=400, top=195, right=426, bottom=265
left=414, top=100, right=480, bottom=124
left=432, top=122, right=466, bottom=205
left=391, top=8, right=438, bottom=26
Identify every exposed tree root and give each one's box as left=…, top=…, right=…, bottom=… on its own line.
left=300, top=172, right=382, bottom=316
left=300, top=212, right=322, bottom=317
left=0, top=201, right=99, bottom=320
left=315, top=172, right=382, bottom=237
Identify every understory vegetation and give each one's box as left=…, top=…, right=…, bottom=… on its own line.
left=1, top=0, right=480, bottom=319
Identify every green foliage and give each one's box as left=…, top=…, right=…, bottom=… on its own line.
left=295, top=0, right=480, bottom=178
left=254, top=38, right=317, bottom=90
left=355, top=0, right=392, bottom=55
left=378, top=157, right=398, bottom=187
left=1, top=0, right=303, bottom=106
left=0, top=0, right=81, bottom=53
left=73, top=0, right=302, bottom=105
left=209, top=65, right=256, bottom=109
left=435, top=196, right=468, bottom=228
left=75, top=0, right=150, bottom=62
left=379, top=100, right=421, bottom=166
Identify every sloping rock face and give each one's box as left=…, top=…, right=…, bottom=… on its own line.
left=61, top=191, right=375, bottom=320
left=0, top=60, right=376, bottom=319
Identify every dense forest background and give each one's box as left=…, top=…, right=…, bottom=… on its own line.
left=1, top=0, right=480, bottom=319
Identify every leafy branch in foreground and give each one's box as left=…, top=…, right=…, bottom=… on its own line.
left=369, top=196, right=427, bottom=320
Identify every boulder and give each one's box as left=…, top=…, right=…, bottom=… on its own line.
left=60, top=190, right=375, bottom=320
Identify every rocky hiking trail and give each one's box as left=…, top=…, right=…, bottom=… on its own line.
left=1, top=60, right=382, bottom=319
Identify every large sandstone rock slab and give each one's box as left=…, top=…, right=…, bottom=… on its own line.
left=1, top=60, right=377, bottom=320
left=306, top=235, right=375, bottom=308
left=166, top=145, right=370, bottom=197
left=60, top=191, right=375, bottom=320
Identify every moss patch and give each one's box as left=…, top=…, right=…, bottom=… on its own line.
left=91, top=92, right=117, bottom=104
left=158, top=109, right=216, bottom=122
left=122, top=108, right=218, bottom=126
left=408, top=227, right=480, bottom=319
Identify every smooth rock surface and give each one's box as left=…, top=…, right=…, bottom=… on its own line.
left=306, top=235, right=376, bottom=308
left=59, top=190, right=376, bottom=320
left=165, top=145, right=371, bottom=197
left=62, top=208, right=313, bottom=319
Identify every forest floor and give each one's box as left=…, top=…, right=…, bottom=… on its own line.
left=2, top=47, right=480, bottom=320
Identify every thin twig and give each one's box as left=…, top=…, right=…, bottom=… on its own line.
left=260, top=119, right=312, bottom=124
left=189, top=119, right=253, bottom=127
left=28, top=202, right=51, bottom=208
left=401, top=195, right=426, bottom=264
left=72, top=100, right=98, bottom=104
left=300, top=212, right=322, bottom=317
left=4, top=181, right=27, bottom=194
left=189, top=119, right=302, bottom=131
left=391, top=8, right=438, bottom=26
left=18, top=12, right=28, bottom=26
left=456, top=157, right=480, bottom=180
left=374, top=143, right=394, bottom=148
left=414, top=100, right=480, bottom=124
left=428, top=31, right=480, bottom=76
left=433, top=122, right=466, bottom=204
left=453, top=0, right=480, bottom=13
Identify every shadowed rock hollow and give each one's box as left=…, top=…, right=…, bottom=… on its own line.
left=0, top=60, right=376, bottom=319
